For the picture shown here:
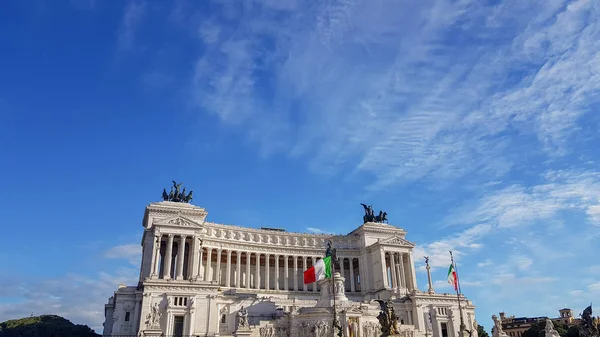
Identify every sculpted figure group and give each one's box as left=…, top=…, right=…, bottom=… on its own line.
left=145, top=302, right=162, bottom=329
left=162, top=180, right=193, bottom=203
left=579, top=305, right=599, bottom=337
left=237, top=306, right=249, bottom=330
left=492, top=314, right=507, bottom=337
left=360, top=203, right=388, bottom=223
left=376, top=300, right=400, bottom=336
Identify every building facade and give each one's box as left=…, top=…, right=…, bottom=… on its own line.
left=498, top=309, right=585, bottom=337
left=103, top=200, right=478, bottom=337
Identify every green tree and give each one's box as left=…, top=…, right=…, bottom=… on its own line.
left=553, top=321, right=569, bottom=336
left=566, top=326, right=580, bottom=337
left=0, top=315, right=99, bottom=337
left=478, top=324, right=490, bottom=337
left=522, top=321, right=545, bottom=337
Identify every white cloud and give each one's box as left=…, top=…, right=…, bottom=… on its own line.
left=568, top=289, right=584, bottom=297
left=451, top=170, right=600, bottom=228
left=118, top=1, right=147, bottom=51
left=588, top=282, right=600, bottom=294
left=0, top=243, right=142, bottom=332
left=185, top=0, right=599, bottom=189
left=414, top=224, right=491, bottom=271
left=0, top=268, right=138, bottom=333
left=477, top=259, right=493, bottom=268
left=104, top=244, right=142, bottom=265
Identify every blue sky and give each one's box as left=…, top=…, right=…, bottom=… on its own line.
left=1, top=0, right=599, bottom=333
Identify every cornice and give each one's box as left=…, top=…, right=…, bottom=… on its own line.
left=348, top=222, right=406, bottom=236
left=203, top=221, right=342, bottom=238
left=410, top=292, right=475, bottom=307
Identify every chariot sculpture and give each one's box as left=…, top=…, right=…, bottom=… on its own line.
left=162, top=181, right=193, bottom=203
left=361, top=203, right=388, bottom=223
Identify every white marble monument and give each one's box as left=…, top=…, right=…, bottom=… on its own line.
left=102, top=195, right=478, bottom=337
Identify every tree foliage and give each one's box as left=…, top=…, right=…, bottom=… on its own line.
left=478, top=324, right=491, bottom=337
left=0, top=315, right=99, bottom=337
left=521, top=320, right=574, bottom=337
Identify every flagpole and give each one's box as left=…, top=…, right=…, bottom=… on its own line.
left=329, top=241, right=342, bottom=337
left=450, top=251, right=467, bottom=336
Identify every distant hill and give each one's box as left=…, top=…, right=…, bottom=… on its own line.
left=0, top=314, right=100, bottom=337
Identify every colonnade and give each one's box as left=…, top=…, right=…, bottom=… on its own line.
left=384, top=251, right=416, bottom=292
left=149, top=233, right=362, bottom=293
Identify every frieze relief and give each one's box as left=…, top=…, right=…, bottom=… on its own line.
left=260, top=325, right=290, bottom=337
left=202, top=224, right=361, bottom=249
left=201, top=240, right=361, bottom=257
left=146, top=208, right=207, bottom=222
left=362, top=321, right=381, bottom=337
left=411, top=296, right=466, bottom=304
left=143, top=285, right=219, bottom=292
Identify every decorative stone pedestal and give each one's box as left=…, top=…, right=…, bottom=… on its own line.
left=293, top=272, right=382, bottom=337
left=139, top=329, right=163, bottom=337
left=234, top=328, right=252, bottom=337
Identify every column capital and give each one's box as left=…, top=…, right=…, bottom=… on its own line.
left=227, top=250, right=232, bottom=256
left=180, top=234, right=187, bottom=239
left=168, top=233, right=174, bottom=238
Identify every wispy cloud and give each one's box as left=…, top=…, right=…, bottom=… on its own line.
left=184, top=0, right=599, bottom=189
left=450, top=170, right=600, bottom=228
left=104, top=244, right=141, bottom=265
left=117, top=1, right=147, bottom=51
left=0, top=243, right=142, bottom=332
left=0, top=268, right=137, bottom=333
left=414, top=224, right=491, bottom=271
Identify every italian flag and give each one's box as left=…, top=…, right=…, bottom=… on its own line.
left=303, top=256, right=332, bottom=284
left=447, top=263, right=458, bottom=291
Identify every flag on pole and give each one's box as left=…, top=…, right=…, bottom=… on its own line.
left=447, top=263, right=458, bottom=291
left=304, top=256, right=332, bottom=284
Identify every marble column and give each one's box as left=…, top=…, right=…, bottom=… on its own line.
left=394, top=254, right=402, bottom=290
left=284, top=255, right=289, bottom=291
left=302, top=257, right=308, bottom=291
left=164, top=234, right=174, bottom=280
left=275, top=255, right=279, bottom=290
left=399, top=253, right=407, bottom=289
left=256, top=254, right=261, bottom=289
left=349, top=258, right=355, bottom=292
left=360, top=254, right=369, bottom=292
left=151, top=234, right=161, bottom=277
left=380, top=249, right=388, bottom=288
left=246, top=253, right=251, bottom=288
left=216, top=249, right=222, bottom=285
left=265, top=254, right=270, bottom=290
left=236, top=252, right=242, bottom=287
left=426, top=260, right=435, bottom=294
left=293, top=256, right=298, bottom=291
left=390, top=252, right=397, bottom=290
left=340, top=257, right=346, bottom=290
left=198, top=248, right=204, bottom=280
left=176, top=235, right=186, bottom=280
left=205, top=248, right=212, bottom=282
left=226, top=250, right=232, bottom=287
left=191, top=236, right=200, bottom=280
left=408, top=252, right=418, bottom=290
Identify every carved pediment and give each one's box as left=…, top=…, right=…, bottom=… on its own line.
left=379, top=236, right=415, bottom=248
left=153, top=216, right=203, bottom=229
